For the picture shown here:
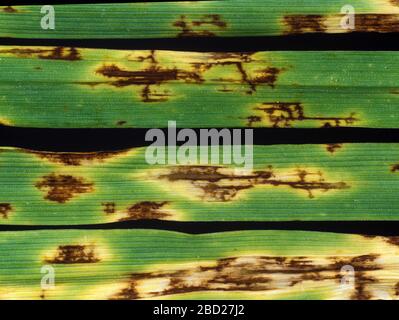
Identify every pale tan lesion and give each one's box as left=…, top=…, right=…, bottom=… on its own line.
left=109, top=253, right=399, bottom=300
left=352, top=0, right=399, bottom=13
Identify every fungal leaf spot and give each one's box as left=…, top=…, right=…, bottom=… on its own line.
left=251, top=102, right=358, bottom=128
left=155, top=165, right=349, bottom=201
left=44, top=245, right=100, bottom=264
left=111, top=254, right=383, bottom=300
left=35, top=174, right=94, bottom=203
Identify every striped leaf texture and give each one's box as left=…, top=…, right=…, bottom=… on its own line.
left=0, top=0, right=397, bottom=302
left=1, top=1, right=399, bottom=39
left=0, top=144, right=398, bottom=224
left=0, top=47, right=399, bottom=128
left=0, top=230, right=398, bottom=300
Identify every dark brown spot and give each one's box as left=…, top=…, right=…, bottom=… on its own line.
left=284, top=13, right=399, bottom=34
left=195, top=55, right=282, bottom=92
left=112, top=282, right=140, bottom=300
left=3, top=6, right=17, bottom=13
left=96, top=63, right=177, bottom=102
left=395, top=282, right=399, bottom=296
left=40, top=47, right=81, bottom=61
left=45, top=245, right=100, bottom=264
left=111, top=254, right=381, bottom=300
left=35, top=174, right=94, bottom=203
left=331, top=254, right=381, bottom=271
left=385, top=236, right=399, bottom=246
left=121, top=201, right=171, bottom=221
left=173, top=15, right=227, bottom=38
left=93, top=51, right=279, bottom=102
left=0, top=47, right=81, bottom=61
left=116, top=121, right=127, bottom=126
left=256, top=102, right=358, bottom=128
left=354, top=14, right=399, bottom=32
left=251, top=67, right=281, bottom=89
left=94, top=50, right=201, bottom=102
left=29, top=149, right=127, bottom=166
left=352, top=274, right=378, bottom=300
left=39, top=290, right=46, bottom=300
left=159, top=165, right=349, bottom=201
left=331, top=254, right=380, bottom=300
left=326, top=144, right=342, bottom=154
left=97, top=65, right=179, bottom=84
left=246, top=115, right=262, bottom=127
left=102, top=202, right=116, bottom=215
left=391, top=164, right=399, bottom=173
left=0, top=203, right=12, bottom=219
left=283, top=15, right=327, bottom=34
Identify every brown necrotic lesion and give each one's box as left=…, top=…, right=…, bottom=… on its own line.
left=122, top=201, right=171, bottom=221
left=28, top=149, right=128, bottom=166
left=111, top=254, right=384, bottom=300
left=354, top=14, right=399, bottom=32
left=157, top=165, right=349, bottom=201
left=250, top=102, right=358, bottom=128
left=283, top=15, right=328, bottom=34
left=102, top=201, right=172, bottom=221
left=173, top=15, right=227, bottom=38
left=94, top=50, right=201, bottom=102
left=0, top=203, right=12, bottom=219
left=92, top=51, right=283, bottom=102
left=326, top=144, right=343, bottom=154
left=283, top=13, right=399, bottom=34
left=2, top=6, right=18, bottom=13
left=44, top=245, right=100, bottom=264
left=195, top=56, right=281, bottom=92
left=35, top=173, right=94, bottom=203
left=0, top=47, right=81, bottom=61
left=102, top=202, right=116, bottom=215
